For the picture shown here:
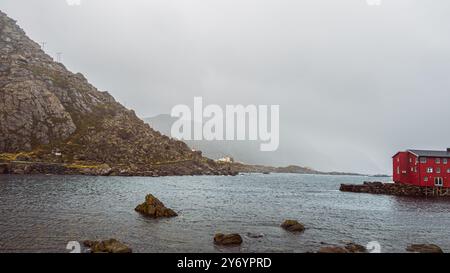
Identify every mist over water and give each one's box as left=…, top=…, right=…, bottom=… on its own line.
left=1, top=174, right=449, bottom=253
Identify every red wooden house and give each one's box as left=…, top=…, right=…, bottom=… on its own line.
left=393, top=149, right=450, bottom=188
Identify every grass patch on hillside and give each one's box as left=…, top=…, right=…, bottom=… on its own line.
left=66, top=164, right=103, bottom=169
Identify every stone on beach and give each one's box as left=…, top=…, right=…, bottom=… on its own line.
left=135, top=194, right=178, bottom=218
left=83, top=239, right=132, bottom=253
left=406, top=244, right=443, bottom=253
left=280, top=220, right=305, bottom=233
left=214, top=233, right=243, bottom=246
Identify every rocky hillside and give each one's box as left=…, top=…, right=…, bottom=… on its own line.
left=0, top=10, right=234, bottom=176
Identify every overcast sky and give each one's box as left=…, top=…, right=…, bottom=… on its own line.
left=2, top=0, right=450, bottom=174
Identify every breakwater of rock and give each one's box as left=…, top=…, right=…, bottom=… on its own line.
left=340, top=182, right=450, bottom=198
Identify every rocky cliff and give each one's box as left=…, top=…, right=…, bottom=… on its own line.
left=0, top=10, right=234, bottom=176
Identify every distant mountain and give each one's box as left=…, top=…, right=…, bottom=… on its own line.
left=144, top=115, right=372, bottom=176
left=226, top=162, right=369, bottom=176
left=0, top=10, right=234, bottom=176
left=144, top=114, right=267, bottom=161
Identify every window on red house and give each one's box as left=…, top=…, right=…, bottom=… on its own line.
left=427, top=167, right=433, bottom=173
left=434, top=177, right=443, bottom=187
left=444, top=159, right=448, bottom=164
left=420, top=158, right=427, bottom=163
left=437, top=167, right=441, bottom=173
left=436, top=158, right=441, bottom=164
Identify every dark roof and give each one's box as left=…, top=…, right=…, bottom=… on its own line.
left=408, top=149, right=450, bottom=158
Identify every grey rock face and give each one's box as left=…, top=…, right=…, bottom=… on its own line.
left=0, top=80, right=76, bottom=151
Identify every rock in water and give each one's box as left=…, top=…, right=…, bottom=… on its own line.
left=317, top=243, right=367, bottom=253
left=135, top=194, right=178, bottom=218
left=214, top=233, right=243, bottom=246
left=83, top=239, right=132, bottom=253
left=344, top=243, right=367, bottom=253
left=406, top=244, right=443, bottom=253
left=317, top=246, right=349, bottom=253
left=280, top=220, right=305, bottom=233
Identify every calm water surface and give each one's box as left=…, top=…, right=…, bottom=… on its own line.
left=0, top=173, right=449, bottom=253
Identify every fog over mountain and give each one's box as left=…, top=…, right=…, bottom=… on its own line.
left=2, top=0, right=450, bottom=174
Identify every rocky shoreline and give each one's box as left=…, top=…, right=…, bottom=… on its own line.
left=340, top=182, right=450, bottom=198
left=0, top=160, right=238, bottom=177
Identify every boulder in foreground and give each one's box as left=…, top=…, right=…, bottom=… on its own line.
left=344, top=243, right=367, bottom=253
left=318, top=243, right=366, bottom=253
left=135, top=194, right=178, bottom=218
left=83, top=239, right=132, bottom=253
left=214, top=233, right=243, bottom=246
left=280, top=220, right=305, bottom=233
left=317, top=246, right=349, bottom=253
left=406, top=244, right=443, bottom=253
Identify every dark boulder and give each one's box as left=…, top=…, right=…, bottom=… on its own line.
left=280, top=220, right=305, bottom=233
left=83, top=239, right=132, bottom=253
left=344, top=243, right=367, bottom=253
left=214, top=233, right=243, bottom=246
left=318, top=243, right=366, bottom=253
left=406, top=244, right=443, bottom=253
left=317, top=246, right=349, bottom=253
left=135, top=194, right=178, bottom=218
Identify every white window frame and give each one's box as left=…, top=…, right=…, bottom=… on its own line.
left=427, top=167, right=433, bottom=173
left=434, top=177, right=443, bottom=187
left=436, top=158, right=441, bottom=164
left=420, top=157, right=427, bottom=163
